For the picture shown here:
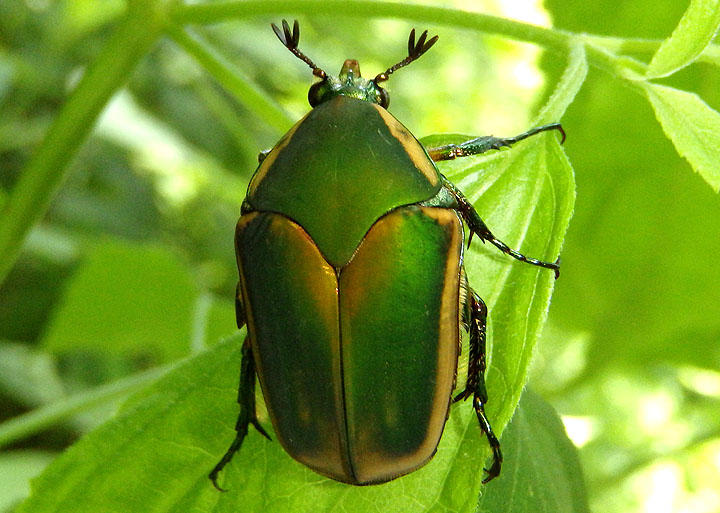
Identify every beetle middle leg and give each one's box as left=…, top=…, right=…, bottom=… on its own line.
left=209, top=292, right=271, bottom=491
left=454, top=288, right=502, bottom=483
left=442, top=177, right=560, bottom=278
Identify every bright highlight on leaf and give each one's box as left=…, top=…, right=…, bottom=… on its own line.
left=644, top=83, right=720, bottom=191
left=647, top=0, right=720, bottom=78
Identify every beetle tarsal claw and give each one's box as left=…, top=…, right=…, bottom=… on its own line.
left=481, top=459, right=502, bottom=484
left=253, top=420, right=272, bottom=441
left=452, top=389, right=470, bottom=403
left=209, top=472, right=229, bottom=493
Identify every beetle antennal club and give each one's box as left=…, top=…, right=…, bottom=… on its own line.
left=374, top=28, right=438, bottom=84
left=272, top=19, right=327, bottom=79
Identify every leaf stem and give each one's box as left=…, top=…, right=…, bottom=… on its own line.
left=166, top=25, right=294, bottom=133
left=0, top=3, right=168, bottom=285
left=0, top=365, right=170, bottom=449
left=172, top=1, right=571, bottom=52
left=534, top=43, right=588, bottom=123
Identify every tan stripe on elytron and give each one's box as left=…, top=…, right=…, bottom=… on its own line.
left=234, top=212, right=260, bottom=355
left=371, top=104, right=440, bottom=187
left=339, top=206, right=463, bottom=482
left=419, top=207, right=462, bottom=468
left=235, top=212, right=349, bottom=479
left=247, top=111, right=311, bottom=196
left=407, top=207, right=462, bottom=472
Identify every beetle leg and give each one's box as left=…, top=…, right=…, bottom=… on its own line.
left=209, top=336, right=271, bottom=491
left=454, top=289, right=502, bottom=484
left=235, top=289, right=270, bottom=440
left=426, top=123, right=564, bottom=162
left=235, top=282, right=246, bottom=329
left=442, top=177, right=560, bottom=278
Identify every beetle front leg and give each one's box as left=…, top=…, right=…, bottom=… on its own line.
left=209, top=293, right=271, bottom=491
left=426, top=123, right=564, bottom=161
left=442, top=177, right=560, bottom=278
left=454, top=289, right=502, bottom=484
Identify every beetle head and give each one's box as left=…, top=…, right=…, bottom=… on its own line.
left=272, top=20, right=438, bottom=110
left=307, top=59, right=389, bottom=108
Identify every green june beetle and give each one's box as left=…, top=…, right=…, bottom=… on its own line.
left=210, top=20, right=564, bottom=489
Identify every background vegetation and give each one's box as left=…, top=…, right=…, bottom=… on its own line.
left=1, top=0, right=719, bottom=512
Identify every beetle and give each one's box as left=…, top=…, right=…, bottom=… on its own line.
left=209, top=20, right=563, bottom=489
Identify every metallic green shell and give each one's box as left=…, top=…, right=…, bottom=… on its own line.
left=235, top=206, right=463, bottom=484
left=246, top=96, right=442, bottom=268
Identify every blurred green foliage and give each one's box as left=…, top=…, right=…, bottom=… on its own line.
left=1, top=0, right=719, bottom=512
left=534, top=2, right=720, bottom=512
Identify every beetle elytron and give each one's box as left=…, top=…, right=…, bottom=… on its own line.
left=210, top=20, right=563, bottom=489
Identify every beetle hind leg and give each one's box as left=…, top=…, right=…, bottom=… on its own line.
left=455, top=288, right=502, bottom=484
left=209, top=335, right=271, bottom=491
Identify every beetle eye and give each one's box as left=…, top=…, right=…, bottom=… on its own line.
left=377, top=86, right=390, bottom=109
left=308, top=81, right=325, bottom=107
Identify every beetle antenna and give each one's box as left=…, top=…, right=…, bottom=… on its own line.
left=374, top=29, right=438, bottom=84
left=272, top=19, right=327, bottom=79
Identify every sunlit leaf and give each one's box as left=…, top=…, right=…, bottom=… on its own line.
left=647, top=0, right=720, bottom=78
left=427, top=129, right=575, bottom=435
left=644, top=83, right=720, bottom=191
left=697, top=43, right=720, bottom=65
left=0, top=451, right=55, bottom=512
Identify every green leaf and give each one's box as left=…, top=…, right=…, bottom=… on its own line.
left=697, top=42, right=720, bottom=65
left=0, top=451, right=55, bottom=512
left=42, top=239, right=198, bottom=362
left=18, top=134, right=573, bottom=513
left=16, top=353, right=587, bottom=513
left=477, top=389, right=589, bottom=513
left=647, top=0, right=720, bottom=78
left=644, top=83, right=720, bottom=191
left=427, top=128, right=575, bottom=437
left=0, top=342, right=65, bottom=407
left=203, top=298, right=236, bottom=348
left=0, top=5, right=166, bottom=285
